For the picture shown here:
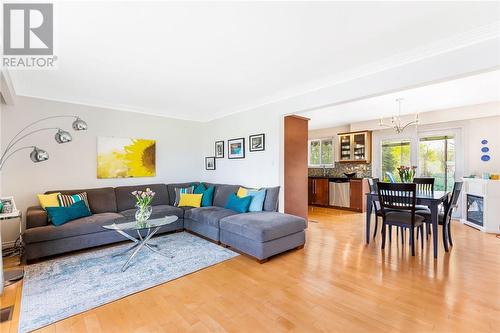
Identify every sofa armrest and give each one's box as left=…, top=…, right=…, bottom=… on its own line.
left=26, top=206, right=48, bottom=229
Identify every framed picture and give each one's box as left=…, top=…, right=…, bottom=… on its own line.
left=0, top=196, right=19, bottom=218
left=228, top=138, right=245, bottom=159
left=249, top=133, right=265, bottom=152
left=215, top=141, right=224, bottom=158
left=205, top=157, right=216, bottom=170
left=97, top=137, right=156, bottom=178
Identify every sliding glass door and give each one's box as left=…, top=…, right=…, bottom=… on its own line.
left=418, top=135, right=455, bottom=191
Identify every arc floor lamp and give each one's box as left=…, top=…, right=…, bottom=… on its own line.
left=0, top=115, right=88, bottom=291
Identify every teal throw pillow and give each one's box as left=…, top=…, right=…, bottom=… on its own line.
left=46, top=200, right=92, bottom=226
left=225, top=193, right=252, bottom=213
left=194, top=183, right=207, bottom=194
left=194, top=183, right=215, bottom=207
left=201, top=186, right=215, bottom=207
left=246, top=189, right=267, bottom=212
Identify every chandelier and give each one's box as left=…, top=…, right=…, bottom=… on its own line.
left=379, top=98, right=419, bottom=134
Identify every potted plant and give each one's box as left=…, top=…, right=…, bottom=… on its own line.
left=132, top=188, right=155, bottom=226
left=397, top=165, right=417, bottom=183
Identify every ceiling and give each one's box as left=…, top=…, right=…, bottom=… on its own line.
left=303, top=70, right=500, bottom=129
left=8, top=1, right=500, bottom=122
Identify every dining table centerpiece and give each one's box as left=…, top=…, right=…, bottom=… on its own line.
left=132, top=188, right=155, bottom=227
left=397, top=165, right=417, bottom=183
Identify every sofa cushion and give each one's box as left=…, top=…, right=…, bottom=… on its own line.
left=26, top=206, right=49, bottom=228
left=115, top=184, right=169, bottom=212
left=263, top=186, right=280, bottom=212
left=24, top=212, right=123, bottom=243
left=212, top=184, right=240, bottom=207
left=184, top=206, right=239, bottom=228
left=167, top=182, right=199, bottom=205
left=119, top=204, right=184, bottom=220
left=47, top=187, right=117, bottom=213
left=219, top=212, right=307, bottom=242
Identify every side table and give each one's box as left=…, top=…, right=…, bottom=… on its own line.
left=1, top=211, right=24, bottom=287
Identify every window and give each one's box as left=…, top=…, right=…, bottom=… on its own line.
left=308, top=138, right=333, bottom=166
left=419, top=135, right=455, bottom=191
left=381, top=140, right=411, bottom=182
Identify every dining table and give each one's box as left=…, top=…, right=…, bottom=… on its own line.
left=365, top=190, right=450, bottom=258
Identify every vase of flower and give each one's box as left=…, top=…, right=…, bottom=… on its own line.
left=397, top=165, right=417, bottom=183
left=132, top=188, right=155, bottom=227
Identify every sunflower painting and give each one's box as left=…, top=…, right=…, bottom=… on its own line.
left=97, top=137, right=156, bottom=178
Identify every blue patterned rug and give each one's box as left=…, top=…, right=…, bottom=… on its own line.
left=19, top=232, right=238, bottom=332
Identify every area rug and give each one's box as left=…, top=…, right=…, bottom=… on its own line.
left=19, top=232, right=238, bottom=332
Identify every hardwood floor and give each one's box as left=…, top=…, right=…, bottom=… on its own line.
left=2, top=206, right=500, bottom=332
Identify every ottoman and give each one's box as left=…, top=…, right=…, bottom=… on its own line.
left=219, top=212, right=307, bottom=262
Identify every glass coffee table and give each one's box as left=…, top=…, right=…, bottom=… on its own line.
left=103, top=216, right=179, bottom=271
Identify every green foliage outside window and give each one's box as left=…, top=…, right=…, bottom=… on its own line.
left=309, top=139, right=333, bottom=166
left=381, top=140, right=410, bottom=182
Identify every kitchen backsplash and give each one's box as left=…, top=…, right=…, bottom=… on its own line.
left=309, top=163, right=372, bottom=178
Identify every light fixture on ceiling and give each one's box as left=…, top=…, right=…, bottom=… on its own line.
left=378, top=98, right=419, bottom=134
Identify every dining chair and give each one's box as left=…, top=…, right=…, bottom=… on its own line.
left=413, top=177, right=435, bottom=192
left=413, top=177, right=435, bottom=237
left=385, top=172, right=396, bottom=183
left=367, top=178, right=382, bottom=239
left=443, top=181, right=463, bottom=248
left=369, top=178, right=402, bottom=242
left=377, top=182, right=425, bottom=256
left=418, top=181, right=463, bottom=252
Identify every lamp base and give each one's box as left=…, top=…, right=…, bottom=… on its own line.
left=3, top=268, right=24, bottom=286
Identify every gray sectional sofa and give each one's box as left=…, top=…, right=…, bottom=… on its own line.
left=25, top=183, right=307, bottom=263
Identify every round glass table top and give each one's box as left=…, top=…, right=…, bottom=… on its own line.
left=103, top=216, right=179, bottom=231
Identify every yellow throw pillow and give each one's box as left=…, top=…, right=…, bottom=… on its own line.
left=237, top=187, right=248, bottom=198
left=37, top=193, right=61, bottom=210
left=178, top=193, right=203, bottom=208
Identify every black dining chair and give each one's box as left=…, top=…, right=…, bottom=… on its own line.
left=413, top=177, right=435, bottom=192
left=369, top=178, right=402, bottom=243
left=413, top=177, right=434, bottom=212
left=377, top=182, right=425, bottom=256
left=413, top=177, right=435, bottom=237
left=443, top=181, right=463, bottom=249
left=367, top=178, right=382, bottom=239
left=417, top=181, right=463, bottom=252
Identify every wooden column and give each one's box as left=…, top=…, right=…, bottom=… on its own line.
left=284, top=115, right=309, bottom=220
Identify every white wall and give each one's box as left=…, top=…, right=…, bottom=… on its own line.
left=1, top=97, right=202, bottom=244
left=200, top=109, right=282, bottom=188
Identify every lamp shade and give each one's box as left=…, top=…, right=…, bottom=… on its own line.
left=30, top=147, right=49, bottom=163
left=55, top=129, right=72, bottom=143
left=72, top=117, right=88, bottom=131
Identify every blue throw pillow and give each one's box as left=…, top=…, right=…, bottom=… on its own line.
left=201, top=186, right=215, bottom=207
left=46, top=200, right=92, bottom=226
left=194, top=183, right=215, bottom=207
left=193, top=183, right=206, bottom=194
left=225, top=193, right=252, bottom=213
left=246, top=189, right=267, bottom=212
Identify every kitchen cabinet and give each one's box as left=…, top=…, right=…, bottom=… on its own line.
left=308, top=177, right=329, bottom=206
left=349, top=179, right=369, bottom=212
left=338, top=130, right=372, bottom=163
